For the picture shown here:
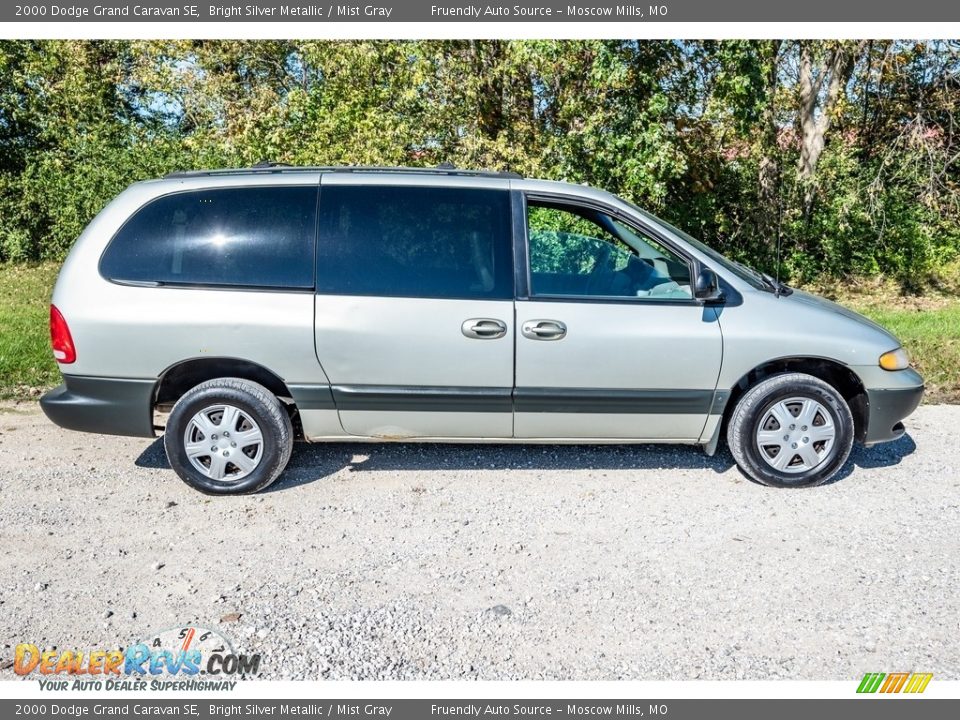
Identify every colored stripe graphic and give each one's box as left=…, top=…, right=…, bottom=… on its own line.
left=857, top=672, right=932, bottom=694
left=904, top=673, right=933, bottom=693
left=857, top=673, right=885, bottom=693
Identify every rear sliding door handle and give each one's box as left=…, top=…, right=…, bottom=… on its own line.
left=521, top=319, right=567, bottom=341
left=461, top=318, right=508, bottom=340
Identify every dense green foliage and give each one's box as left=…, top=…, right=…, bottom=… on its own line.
left=1, top=40, right=958, bottom=286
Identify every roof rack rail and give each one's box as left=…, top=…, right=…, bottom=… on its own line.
left=251, top=160, right=294, bottom=169
left=163, top=164, right=523, bottom=180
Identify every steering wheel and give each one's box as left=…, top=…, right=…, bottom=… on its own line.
left=586, top=243, right=615, bottom=295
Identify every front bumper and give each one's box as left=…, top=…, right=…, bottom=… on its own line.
left=40, top=375, right=156, bottom=438
left=862, top=368, right=924, bottom=445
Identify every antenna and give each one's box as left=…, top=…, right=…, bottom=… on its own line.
left=775, top=177, right=783, bottom=285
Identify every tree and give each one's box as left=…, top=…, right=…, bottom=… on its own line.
left=796, top=40, right=866, bottom=218
left=0, top=40, right=958, bottom=289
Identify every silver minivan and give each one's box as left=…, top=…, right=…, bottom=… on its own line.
left=40, top=165, right=924, bottom=493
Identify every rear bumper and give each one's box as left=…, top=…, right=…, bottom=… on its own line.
left=40, top=375, right=156, bottom=438
left=864, top=374, right=924, bottom=445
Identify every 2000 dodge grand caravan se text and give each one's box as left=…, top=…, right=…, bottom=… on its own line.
left=40, top=165, right=924, bottom=494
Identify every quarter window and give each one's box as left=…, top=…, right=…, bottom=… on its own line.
left=527, top=201, right=693, bottom=300
left=316, top=185, right=513, bottom=299
left=100, top=186, right=318, bottom=289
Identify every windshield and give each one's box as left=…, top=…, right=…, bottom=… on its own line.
left=626, top=203, right=771, bottom=291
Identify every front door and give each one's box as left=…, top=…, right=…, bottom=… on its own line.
left=313, top=179, right=515, bottom=438
left=514, top=196, right=723, bottom=440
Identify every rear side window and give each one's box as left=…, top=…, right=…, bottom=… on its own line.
left=316, top=185, right=513, bottom=299
left=100, top=186, right=318, bottom=289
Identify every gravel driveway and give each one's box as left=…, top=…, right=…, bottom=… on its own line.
left=1, top=402, right=958, bottom=681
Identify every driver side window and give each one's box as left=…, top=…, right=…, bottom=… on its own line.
left=526, top=201, right=692, bottom=300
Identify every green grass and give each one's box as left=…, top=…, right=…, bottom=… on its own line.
left=0, top=261, right=958, bottom=403
left=0, top=262, right=60, bottom=399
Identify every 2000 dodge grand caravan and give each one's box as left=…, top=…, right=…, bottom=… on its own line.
left=40, top=165, right=924, bottom=493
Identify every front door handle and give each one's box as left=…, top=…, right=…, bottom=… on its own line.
left=521, top=319, right=567, bottom=341
left=461, top=318, right=507, bottom=340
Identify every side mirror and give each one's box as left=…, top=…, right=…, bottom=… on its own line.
left=694, top=267, right=724, bottom=302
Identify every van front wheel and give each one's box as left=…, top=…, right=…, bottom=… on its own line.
left=727, top=373, right=854, bottom=488
left=164, top=378, right=293, bottom=495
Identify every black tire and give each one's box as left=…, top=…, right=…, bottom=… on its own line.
left=726, top=372, right=854, bottom=488
left=164, top=378, right=293, bottom=495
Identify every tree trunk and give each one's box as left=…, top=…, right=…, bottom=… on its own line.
left=797, top=40, right=863, bottom=218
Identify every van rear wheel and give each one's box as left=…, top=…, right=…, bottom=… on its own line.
left=164, top=378, right=293, bottom=495
left=727, top=372, right=854, bottom=488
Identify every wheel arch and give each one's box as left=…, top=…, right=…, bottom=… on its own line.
left=722, top=356, right=868, bottom=443
left=154, top=357, right=304, bottom=438
left=154, top=357, right=294, bottom=407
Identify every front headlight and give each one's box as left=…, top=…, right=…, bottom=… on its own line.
left=879, top=347, right=911, bottom=371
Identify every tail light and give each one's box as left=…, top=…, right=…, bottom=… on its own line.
left=50, top=305, right=76, bottom=364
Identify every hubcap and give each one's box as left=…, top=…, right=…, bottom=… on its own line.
left=183, top=404, right=263, bottom=482
left=755, top=396, right=835, bottom=474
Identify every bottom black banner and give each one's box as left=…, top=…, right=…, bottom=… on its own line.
left=3, top=699, right=958, bottom=720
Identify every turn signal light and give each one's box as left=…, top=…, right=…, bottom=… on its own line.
left=879, top=347, right=910, bottom=371
left=50, top=305, right=76, bottom=364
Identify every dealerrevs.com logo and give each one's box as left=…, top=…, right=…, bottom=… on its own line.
left=14, top=626, right=260, bottom=691
left=857, top=672, right=933, bottom=694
